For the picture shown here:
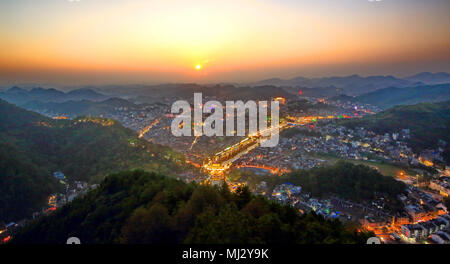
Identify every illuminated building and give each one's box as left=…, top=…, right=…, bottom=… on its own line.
left=272, top=97, right=286, bottom=105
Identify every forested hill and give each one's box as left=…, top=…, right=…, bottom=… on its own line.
left=339, top=101, right=450, bottom=162
left=275, top=162, right=406, bottom=212
left=12, top=170, right=372, bottom=244
left=355, top=83, right=450, bottom=108
left=0, top=99, right=185, bottom=221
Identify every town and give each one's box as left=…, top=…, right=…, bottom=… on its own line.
left=12, top=93, right=449, bottom=245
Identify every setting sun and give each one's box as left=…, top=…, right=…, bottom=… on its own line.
left=195, top=64, right=202, bottom=70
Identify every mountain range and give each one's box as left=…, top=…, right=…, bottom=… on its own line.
left=22, top=97, right=139, bottom=118
left=252, top=72, right=450, bottom=96
left=355, top=83, right=450, bottom=108
left=0, top=87, right=108, bottom=106
left=405, top=72, right=450, bottom=84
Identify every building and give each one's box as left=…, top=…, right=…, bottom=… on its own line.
left=401, top=214, right=450, bottom=241
left=420, top=221, right=439, bottom=237
left=272, top=97, right=286, bottom=105
left=53, top=171, right=65, bottom=180
left=405, top=204, right=435, bottom=222
left=429, top=177, right=450, bottom=197
left=430, top=231, right=450, bottom=244
left=401, top=224, right=425, bottom=240
left=437, top=214, right=450, bottom=228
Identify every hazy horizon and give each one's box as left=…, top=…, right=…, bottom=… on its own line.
left=1, top=0, right=449, bottom=85
left=1, top=70, right=450, bottom=90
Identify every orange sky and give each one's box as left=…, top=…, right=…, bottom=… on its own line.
left=0, top=0, right=449, bottom=85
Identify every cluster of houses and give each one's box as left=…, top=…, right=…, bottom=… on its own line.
left=401, top=214, right=450, bottom=243
left=0, top=222, right=16, bottom=244
left=309, top=124, right=417, bottom=164
left=398, top=187, right=447, bottom=222
left=1, top=172, right=98, bottom=244
left=271, top=183, right=302, bottom=203
left=269, top=183, right=344, bottom=219
left=429, top=176, right=450, bottom=197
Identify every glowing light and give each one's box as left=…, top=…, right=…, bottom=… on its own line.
left=195, top=64, right=202, bottom=70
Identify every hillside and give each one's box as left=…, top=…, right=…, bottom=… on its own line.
left=406, top=72, right=450, bottom=84
left=232, top=161, right=406, bottom=212
left=0, top=143, right=62, bottom=222
left=23, top=97, right=138, bottom=117
left=0, top=87, right=108, bottom=106
left=252, top=74, right=416, bottom=96
left=274, top=161, right=406, bottom=212
left=93, top=83, right=293, bottom=103
left=340, top=101, right=450, bottom=162
left=355, top=83, right=450, bottom=108
left=0, top=99, right=185, bottom=221
left=12, top=170, right=371, bottom=244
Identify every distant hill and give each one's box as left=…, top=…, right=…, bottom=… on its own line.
left=283, top=86, right=345, bottom=98
left=66, top=88, right=107, bottom=101
left=274, top=161, right=406, bottom=211
left=93, top=83, right=293, bottom=103
left=340, top=101, right=450, bottom=162
left=0, top=99, right=185, bottom=222
left=406, top=72, right=450, bottom=85
left=355, top=83, right=450, bottom=108
left=329, top=94, right=358, bottom=103
left=252, top=74, right=417, bottom=96
left=12, top=170, right=371, bottom=244
left=23, top=97, right=138, bottom=117
left=0, top=87, right=108, bottom=106
left=143, top=84, right=292, bottom=101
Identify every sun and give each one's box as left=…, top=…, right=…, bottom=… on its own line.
left=195, top=64, right=202, bottom=70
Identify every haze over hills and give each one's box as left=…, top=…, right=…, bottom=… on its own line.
left=23, top=98, right=139, bottom=118
left=2, top=72, right=448, bottom=106
left=94, top=83, right=294, bottom=104
left=406, top=72, right=450, bottom=85
left=251, top=74, right=421, bottom=96
left=355, top=83, right=450, bottom=109
left=0, top=87, right=108, bottom=106
left=0, top=99, right=185, bottom=221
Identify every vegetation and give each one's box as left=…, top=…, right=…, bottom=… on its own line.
left=12, top=170, right=372, bottom=244
left=309, top=152, right=415, bottom=177
left=281, top=127, right=322, bottom=138
left=355, top=83, right=450, bottom=108
left=340, top=101, right=450, bottom=163
left=0, top=143, right=62, bottom=221
left=0, top=99, right=185, bottom=221
left=23, top=97, right=137, bottom=117
left=270, top=161, right=406, bottom=211
left=228, top=161, right=406, bottom=212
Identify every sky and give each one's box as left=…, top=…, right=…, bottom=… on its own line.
left=0, top=0, right=449, bottom=85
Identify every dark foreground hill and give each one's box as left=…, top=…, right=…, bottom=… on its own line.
left=12, top=170, right=371, bottom=244
left=0, top=99, right=184, bottom=221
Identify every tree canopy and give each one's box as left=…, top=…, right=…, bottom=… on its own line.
left=12, top=170, right=372, bottom=244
